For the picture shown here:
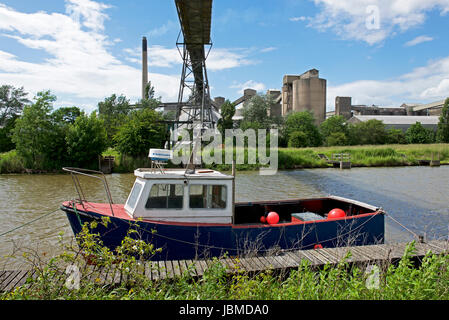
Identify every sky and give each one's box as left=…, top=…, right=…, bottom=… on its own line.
left=0, top=0, right=449, bottom=113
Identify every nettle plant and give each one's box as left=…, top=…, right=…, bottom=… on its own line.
left=10, top=217, right=161, bottom=299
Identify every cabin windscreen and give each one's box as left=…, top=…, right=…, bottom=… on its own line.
left=146, top=184, right=184, bottom=209
left=127, top=182, right=143, bottom=210
left=189, top=185, right=227, bottom=209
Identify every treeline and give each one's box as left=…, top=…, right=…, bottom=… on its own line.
left=226, top=93, right=449, bottom=148
left=0, top=85, right=168, bottom=172
left=1, top=83, right=449, bottom=173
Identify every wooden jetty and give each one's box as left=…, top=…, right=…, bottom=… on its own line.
left=419, top=152, right=441, bottom=167
left=319, top=153, right=351, bottom=169
left=98, top=156, right=115, bottom=174
left=1, top=240, right=447, bottom=293
left=318, top=153, right=351, bottom=169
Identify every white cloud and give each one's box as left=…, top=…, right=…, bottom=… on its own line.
left=405, top=35, right=434, bottom=47
left=230, top=80, right=266, bottom=95
left=0, top=2, right=183, bottom=111
left=289, top=16, right=308, bottom=22
left=260, top=47, right=277, bottom=53
left=148, top=20, right=177, bottom=38
left=305, top=0, right=449, bottom=45
left=123, top=45, right=257, bottom=71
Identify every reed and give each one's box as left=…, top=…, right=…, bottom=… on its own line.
left=0, top=150, right=25, bottom=174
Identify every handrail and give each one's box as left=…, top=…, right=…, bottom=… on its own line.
left=63, top=167, right=115, bottom=217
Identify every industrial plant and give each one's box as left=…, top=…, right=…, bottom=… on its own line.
left=138, top=0, right=445, bottom=135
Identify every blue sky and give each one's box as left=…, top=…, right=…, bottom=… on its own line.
left=1, top=0, right=449, bottom=113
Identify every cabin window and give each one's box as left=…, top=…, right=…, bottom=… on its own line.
left=189, top=185, right=227, bottom=209
left=126, top=182, right=142, bottom=210
left=145, top=184, right=184, bottom=209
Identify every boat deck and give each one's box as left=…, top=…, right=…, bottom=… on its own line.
left=1, top=240, right=447, bottom=292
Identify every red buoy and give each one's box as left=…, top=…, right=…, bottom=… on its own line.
left=260, top=216, right=267, bottom=224
left=267, top=212, right=279, bottom=225
left=328, top=208, right=346, bottom=219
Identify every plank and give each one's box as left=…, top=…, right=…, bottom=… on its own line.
left=157, top=260, right=166, bottom=280
left=300, top=250, right=326, bottom=266
left=170, top=260, right=182, bottom=277
left=164, top=260, right=174, bottom=278
left=313, top=249, right=339, bottom=265
left=277, top=252, right=299, bottom=269
left=238, top=257, right=257, bottom=272
left=0, top=271, right=15, bottom=292
left=149, top=261, right=160, bottom=281
left=262, top=255, right=284, bottom=269
left=284, top=251, right=305, bottom=267
left=197, top=259, right=209, bottom=275
left=349, top=247, right=375, bottom=262
left=4, top=270, right=30, bottom=292
left=182, top=259, right=194, bottom=276
left=247, top=256, right=266, bottom=271
left=192, top=260, right=205, bottom=276
left=253, top=255, right=271, bottom=270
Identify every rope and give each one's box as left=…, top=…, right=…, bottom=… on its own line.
left=385, top=212, right=421, bottom=240
left=0, top=208, right=60, bottom=238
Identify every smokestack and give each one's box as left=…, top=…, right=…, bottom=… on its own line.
left=142, top=36, right=148, bottom=100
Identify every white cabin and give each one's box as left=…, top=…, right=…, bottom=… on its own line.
left=124, top=168, right=234, bottom=224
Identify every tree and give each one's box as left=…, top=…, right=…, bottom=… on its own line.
left=386, top=128, right=406, bottom=144
left=0, top=85, right=30, bottom=127
left=347, top=120, right=387, bottom=145
left=114, top=108, right=166, bottom=158
left=284, top=111, right=322, bottom=147
left=326, top=132, right=349, bottom=146
left=405, top=122, right=435, bottom=144
left=288, top=131, right=309, bottom=148
left=320, top=115, right=348, bottom=146
left=218, top=100, right=235, bottom=134
left=0, top=114, right=18, bottom=152
left=12, top=91, right=59, bottom=168
left=66, top=112, right=108, bottom=169
left=51, top=107, right=82, bottom=125
left=98, top=94, right=130, bottom=144
left=436, top=97, right=449, bottom=143
left=240, top=94, right=273, bottom=130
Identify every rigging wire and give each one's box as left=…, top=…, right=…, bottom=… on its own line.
left=0, top=208, right=60, bottom=238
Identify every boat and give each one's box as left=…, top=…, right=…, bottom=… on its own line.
left=60, top=151, right=385, bottom=261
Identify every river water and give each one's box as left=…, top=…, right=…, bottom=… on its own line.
left=1, top=166, right=448, bottom=268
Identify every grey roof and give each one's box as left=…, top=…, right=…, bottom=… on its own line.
left=349, top=115, right=439, bottom=125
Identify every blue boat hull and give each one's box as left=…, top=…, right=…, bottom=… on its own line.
left=62, top=204, right=385, bottom=261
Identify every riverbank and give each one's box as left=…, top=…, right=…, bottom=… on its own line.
left=1, top=144, right=449, bottom=174
left=111, top=143, right=449, bottom=172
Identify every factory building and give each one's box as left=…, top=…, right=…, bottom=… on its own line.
left=347, top=115, right=440, bottom=132
left=331, top=96, right=444, bottom=120
left=227, top=69, right=326, bottom=124
left=281, top=69, right=327, bottom=125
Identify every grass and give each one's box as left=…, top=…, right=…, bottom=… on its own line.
left=204, top=144, right=449, bottom=171
left=0, top=150, right=25, bottom=174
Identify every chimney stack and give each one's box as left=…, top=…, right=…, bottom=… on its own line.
left=142, top=36, right=148, bottom=100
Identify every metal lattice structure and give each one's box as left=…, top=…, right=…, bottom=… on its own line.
left=174, top=0, right=219, bottom=132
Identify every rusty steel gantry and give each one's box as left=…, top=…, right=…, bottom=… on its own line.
left=174, top=0, right=219, bottom=132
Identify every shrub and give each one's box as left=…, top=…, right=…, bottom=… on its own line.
left=405, top=122, right=435, bottom=144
